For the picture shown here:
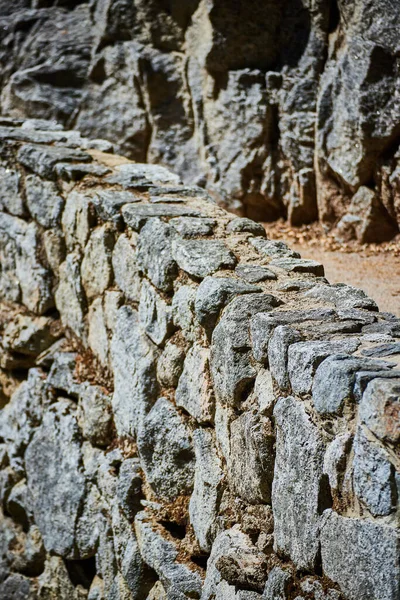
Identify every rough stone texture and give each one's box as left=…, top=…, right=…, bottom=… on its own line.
left=139, top=280, right=174, bottom=346
left=227, top=411, right=274, bottom=504
left=176, top=344, right=214, bottom=423
left=0, top=122, right=399, bottom=600
left=320, top=510, right=400, bottom=600
left=172, top=238, right=237, bottom=279
left=273, top=397, right=327, bottom=571
left=189, top=428, right=223, bottom=553
left=81, top=224, right=115, bottom=299
left=137, top=397, right=195, bottom=501
left=55, top=252, right=87, bottom=339
left=352, top=426, right=396, bottom=517
left=111, top=305, right=159, bottom=436
left=25, top=399, right=86, bottom=559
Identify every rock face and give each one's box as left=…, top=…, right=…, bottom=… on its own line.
left=1, top=1, right=400, bottom=240
left=0, top=121, right=399, bottom=600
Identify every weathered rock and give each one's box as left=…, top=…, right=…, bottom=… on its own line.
left=262, top=567, right=292, bottom=600
left=323, top=433, right=353, bottom=492
left=136, top=220, right=178, bottom=292
left=0, top=214, right=53, bottom=314
left=176, top=344, right=214, bottom=423
left=226, top=218, right=266, bottom=236
left=122, top=203, right=199, bottom=230
left=43, top=228, right=66, bottom=273
left=249, top=238, right=299, bottom=259
left=336, top=186, right=397, bottom=243
left=81, top=225, right=115, bottom=299
left=117, top=458, right=142, bottom=521
left=62, top=191, right=93, bottom=251
left=172, top=285, right=198, bottom=341
left=269, top=258, right=324, bottom=276
left=0, top=166, right=24, bottom=216
left=157, top=341, right=186, bottom=388
left=268, top=325, right=302, bottom=389
left=235, top=264, right=277, bottom=283
left=46, top=352, right=81, bottom=398
left=137, top=397, right=195, bottom=501
left=361, top=342, right=400, bottom=357
left=189, top=428, right=223, bottom=553
left=25, top=399, right=86, bottom=558
left=250, top=308, right=336, bottom=363
left=135, top=512, right=203, bottom=597
left=107, top=163, right=181, bottom=188
left=304, top=284, right=378, bottom=312
left=202, top=527, right=268, bottom=598
left=195, top=276, right=261, bottom=338
left=18, top=144, right=92, bottom=180
left=3, top=315, right=59, bottom=357
left=78, top=384, right=113, bottom=447
left=37, top=555, right=83, bottom=600
left=139, top=280, right=174, bottom=346
left=55, top=253, right=87, bottom=339
left=287, top=339, right=360, bottom=395
left=91, top=189, right=141, bottom=223
left=273, top=397, right=327, bottom=571
left=359, top=377, right=400, bottom=444
left=112, top=233, right=141, bottom=302
left=320, top=510, right=400, bottom=600
left=88, top=297, right=110, bottom=366
left=0, top=368, right=48, bottom=460
left=253, top=368, right=275, bottom=416
left=25, top=174, right=64, bottom=229
left=211, top=294, right=280, bottom=406
left=111, top=505, right=153, bottom=598
left=172, top=238, right=237, bottom=278
left=111, top=306, right=159, bottom=436
left=227, top=411, right=274, bottom=504
left=170, top=217, right=216, bottom=237
left=312, top=355, right=393, bottom=414
left=352, top=427, right=396, bottom=517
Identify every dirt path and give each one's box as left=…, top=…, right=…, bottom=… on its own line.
left=262, top=222, right=400, bottom=316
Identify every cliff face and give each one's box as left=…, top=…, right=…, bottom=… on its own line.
left=1, top=0, right=400, bottom=240
left=0, top=119, right=399, bottom=600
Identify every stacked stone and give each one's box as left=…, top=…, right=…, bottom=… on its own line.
left=0, top=120, right=399, bottom=600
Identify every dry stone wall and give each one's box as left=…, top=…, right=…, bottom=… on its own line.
left=1, top=0, right=400, bottom=241
left=0, top=119, right=399, bottom=600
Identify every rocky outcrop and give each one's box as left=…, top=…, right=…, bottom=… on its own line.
left=0, top=120, right=399, bottom=599
left=1, top=0, right=400, bottom=241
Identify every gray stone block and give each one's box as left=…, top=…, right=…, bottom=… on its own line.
left=176, top=344, right=214, bottom=423
left=228, top=411, right=274, bottom=504
left=172, top=238, right=237, bottom=278
left=288, top=339, right=360, bottom=396
left=195, top=276, right=261, bottom=338
left=320, top=510, right=400, bottom=600
left=137, top=397, right=195, bottom=501
left=273, top=397, right=326, bottom=570
left=136, top=219, right=178, bottom=292
left=359, top=377, right=400, bottom=444
left=189, top=428, right=223, bottom=552
left=353, top=427, right=396, bottom=517
left=25, top=399, right=86, bottom=558
left=111, top=306, right=159, bottom=436
left=25, top=174, right=64, bottom=228
left=139, top=280, right=174, bottom=346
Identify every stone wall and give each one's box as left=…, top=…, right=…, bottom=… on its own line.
left=1, top=0, right=400, bottom=241
left=0, top=119, right=399, bottom=600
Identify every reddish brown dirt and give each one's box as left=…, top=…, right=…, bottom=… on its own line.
left=263, top=221, right=400, bottom=316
